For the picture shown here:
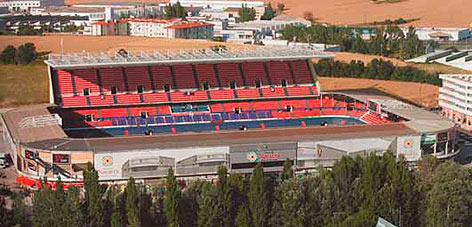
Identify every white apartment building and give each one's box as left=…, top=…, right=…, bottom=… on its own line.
left=439, top=74, right=472, bottom=130
left=167, top=0, right=264, bottom=9
left=0, top=0, right=40, bottom=12
left=127, top=18, right=177, bottom=38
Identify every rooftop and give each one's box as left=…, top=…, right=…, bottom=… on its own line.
left=1, top=104, right=67, bottom=143
left=44, top=46, right=334, bottom=69
left=164, top=21, right=214, bottom=29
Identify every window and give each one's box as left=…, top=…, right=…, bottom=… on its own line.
left=85, top=114, right=94, bottom=121
left=140, top=112, right=149, bottom=119
left=255, top=80, right=262, bottom=88
left=111, top=86, right=118, bottom=95
left=229, top=81, right=236, bottom=89
left=203, top=82, right=210, bottom=90
left=137, top=85, right=144, bottom=93
left=281, top=79, right=287, bottom=87
left=83, top=88, right=90, bottom=96
left=164, top=84, right=170, bottom=92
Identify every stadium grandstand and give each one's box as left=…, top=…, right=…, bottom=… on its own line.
left=2, top=46, right=457, bottom=188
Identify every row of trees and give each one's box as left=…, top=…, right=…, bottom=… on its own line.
left=0, top=43, right=38, bottom=65
left=282, top=25, right=435, bottom=60
left=164, top=2, right=187, bottom=19
left=2, top=154, right=472, bottom=227
left=313, top=58, right=442, bottom=86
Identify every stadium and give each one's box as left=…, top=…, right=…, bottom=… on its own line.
left=1, top=46, right=457, bottom=188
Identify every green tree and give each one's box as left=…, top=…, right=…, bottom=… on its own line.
left=426, top=161, right=472, bottom=227
left=164, top=2, right=186, bottom=19
left=350, top=36, right=369, bottom=54
left=84, top=162, right=104, bottom=227
left=164, top=167, right=181, bottom=227
left=271, top=178, right=303, bottom=226
left=234, top=205, right=251, bottom=227
left=399, top=27, right=424, bottom=60
left=0, top=45, right=16, bottom=64
left=249, top=163, right=269, bottom=227
left=15, top=43, right=37, bottom=65
left=281, top=158, right=293, bottom=181
left=261, top=4, right=276, bottom=20
left=238, top=4, right=256, bottom=22
left=197, top=182, right=218, bottom=227
left=216, top=166, right=232, bottom=227
left=126, top=177, right=140, bottom=227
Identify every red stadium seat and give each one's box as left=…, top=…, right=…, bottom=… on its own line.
left=195, top=64, right=219, bottom=88
left=143, top=92, right=168, bottom=103
left=241, top=62, right=268, bottom=86
left=217, top=63, right=244, bottom=87
left=99, top=68, right=126, bottom=93
left=261, top=87, right=285, bottom=97
left=73, top=69, right=100, bottom=95
left=173, top=64, right=197, bottom=89
left=236, top=88, right=259, bottom=99
left=209, top=89, right=234, bottom=100
left=150, top=66, right=174, bottom=90
left=125, top=67, right=151, bottom=92
left=267, top=61, right=293, bottom=85
left=56, top=70, right=75, bottom=95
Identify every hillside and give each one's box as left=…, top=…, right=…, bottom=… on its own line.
left=271, top=0, right=472, bottom=27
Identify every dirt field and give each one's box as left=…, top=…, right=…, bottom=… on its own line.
left=319, top=77, right=439, bottom=107
left=0, top=35, right=245, bottom=54
left=271, top=0, right=472, bottom=27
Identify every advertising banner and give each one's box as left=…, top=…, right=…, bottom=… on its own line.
left=396, top=135, right=421, bottom=161
left=421, top=134, right=437, bottom=144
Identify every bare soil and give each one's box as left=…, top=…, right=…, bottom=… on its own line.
left=0, top=35, right=245, bottom=54
left=271, top=0, right=472, bottom=27
left=319, top=77, right=439, bottom=107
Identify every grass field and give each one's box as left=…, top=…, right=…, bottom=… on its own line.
left=0, top=62, right=49, bottom=107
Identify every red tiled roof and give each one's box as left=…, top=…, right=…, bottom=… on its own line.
left=164, top=21, right=214, bottom=29
left=92, top=21, right=114, bottom=25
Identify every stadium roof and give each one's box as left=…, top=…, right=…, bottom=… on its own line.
left=44, top=46, right=334, bottom=69
left=1, top=104, right=67, bottom=143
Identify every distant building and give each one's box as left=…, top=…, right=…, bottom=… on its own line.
left=91, top=20, right=127, bottom=36
left=127, top=18, right=178, bottom=38
left=439, top=74, right=472, bottom=130
left=401, top=27, right=470, bottom=41
left=0, top=0, right=63, bottom=12
left=167, top=0, right=264, bottom=10
left=222, top=19, right=308, bottom=42
left=165, top=21, right=214, bottom=39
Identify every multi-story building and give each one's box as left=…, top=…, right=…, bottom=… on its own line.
left=439, top=74, right=472, bottom=130
left=165, top=21, right=214, bottom=39
left=127, top=18, right=177, bottom=38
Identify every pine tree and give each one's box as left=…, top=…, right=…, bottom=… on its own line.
left=238, top=4, right=256, bottom=22
left=249, top=163, right=269, bottom=227
left=261, top=4, right=276, bottom=20
left=234, top=205, right=251, bottom=227
left=217, top=166, right=232, bottom=227
left=164, top=167, right=181, bottom=227
left=197, top=182, right=218, bottom=227
left=126, top=177, right=140, bottom=227
left=281, top=158, right=293, bottom=181
left=84, top=162, right=104, bottom=227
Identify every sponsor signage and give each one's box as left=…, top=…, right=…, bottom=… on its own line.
left=396, top=136, right=421, bottom=161
left=52, top=154, right=70, bottom=164
left=245, top=151, right=281, bottom=163
left=421, top=134, right=437, bottom=144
